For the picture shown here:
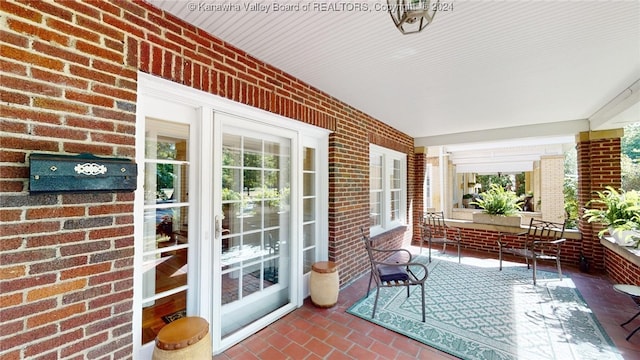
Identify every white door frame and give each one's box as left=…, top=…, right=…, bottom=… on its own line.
left=134, top=72, right=330, bottom=357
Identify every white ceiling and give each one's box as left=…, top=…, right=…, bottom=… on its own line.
left=149, top=0, right=640, bottom=169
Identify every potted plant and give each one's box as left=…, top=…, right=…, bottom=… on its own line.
left=471, top=184, right=523, bottom=227
left=583, top=186, right=640, bottom=247
left=462, top=193, right=474, bottom=208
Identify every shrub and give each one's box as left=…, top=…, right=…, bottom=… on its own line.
left=471, top=184, right=523, bottom=216
left=583, top=186, right=640, bottom=234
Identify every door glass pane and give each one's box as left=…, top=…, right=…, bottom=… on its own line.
left=223, top=134, right=242, bottom=166
left=243, top=138, right=263, bottom=167
left=220, top=132, right=291, bottom=338
left=303, top=198, right=315, bottom=222
left=303, top=147, right=315, bottom=171
left=141, top=119, right=190, bottom=345
left=303, top=173, right=315, bottom=196
left=302, top=147, right=317, bottom=275
left=264, top=141, right=280, bottom=169
left=303, top=223, right=316, bottom=273
left=222, top=168, right=241, bottom=195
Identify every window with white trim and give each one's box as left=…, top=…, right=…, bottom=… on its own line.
left=369, top=145, right=407, bottom=236
left=425, top=163, right=433, bottom=209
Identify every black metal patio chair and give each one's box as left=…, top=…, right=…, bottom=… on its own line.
left=420, top=211, right=462, bottom=263
left=362, top=228, right=428, bottom=322
left=497, top=218, right=567, bottom=285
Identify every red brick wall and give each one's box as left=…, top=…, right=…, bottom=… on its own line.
left=0, top=1, right=414, bottom=358
left=413, top=150, right=426, bottom=241
left=576, top=133, right=640, bottom=285
left=331, top=122, right=415, bottom=284
left=604, top=248, right=640, bottom=285
left=576, top=134, right=622, bottom=272
left=411, top=226, right=584, bottom=268
left=465, top=228, right=582, bottom=264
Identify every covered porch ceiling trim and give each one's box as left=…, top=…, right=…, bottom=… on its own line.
left=456, top=162, right=534, bottom=174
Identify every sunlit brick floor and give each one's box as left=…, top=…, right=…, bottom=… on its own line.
left=213, top=247, right=640, bottom=359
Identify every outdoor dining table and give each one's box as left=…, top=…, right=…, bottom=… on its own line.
left=613, top=284, right=640, bottom=341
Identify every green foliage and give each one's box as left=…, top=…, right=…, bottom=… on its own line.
left=154, top=141, right=178, bottom=191
left=622, top=154, right=640, bottom=191
left=563, top=177, right=579, bottom=229
left=156, top=163, right=176, bottom=190
left=622, top=122, right=640, bottom=162
left=222, top=188, right=241, bottom=201
left=515, top=173, right=526, bottom=195
left=476, top=174, right=513, bottom=195
left=471, top=184, right=523, bottom=216
left=622, top=123, right=640, bottom=191
left=251, top=186, right=290, bottom=210
left=583, top=186, right=640, bottom=236
left=564, top=147, right=577, bottom=177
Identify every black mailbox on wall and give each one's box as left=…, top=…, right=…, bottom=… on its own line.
left=29, top=153, right=137, bottom=193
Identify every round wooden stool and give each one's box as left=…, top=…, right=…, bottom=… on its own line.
left=310, top=261, right=339, bottom=308
left=152, top=316, right=211, bottom=360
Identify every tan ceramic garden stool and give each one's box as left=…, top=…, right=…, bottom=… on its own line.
left=310, top=261, right=339, bottom=308
left=152, top=316, right=211, bottom=360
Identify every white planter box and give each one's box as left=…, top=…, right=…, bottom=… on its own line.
left=472, top=212, right=522, bottom=227
left=609, top=227, right=640, bottom=247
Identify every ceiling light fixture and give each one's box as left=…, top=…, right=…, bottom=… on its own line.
left=388, top=0, right=438, bottom=35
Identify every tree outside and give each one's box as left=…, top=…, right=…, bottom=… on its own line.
left=622, top=122, right=640, bottom=191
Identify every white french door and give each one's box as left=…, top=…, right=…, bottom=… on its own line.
left=135, top=73, right=329, bottom=358
left=214, top=114, right=296, bottom=346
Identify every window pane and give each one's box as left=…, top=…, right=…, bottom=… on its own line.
left=370, top=152, right=383, bottom=228
left=370, top=154, right=382, bottom=190
left=391, top=159, right=401, bottom=189
left=390, top=190, right=401, bottom=221
left=370, top=192, right=381, bottom=227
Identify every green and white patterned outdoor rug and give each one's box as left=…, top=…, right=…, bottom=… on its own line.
left=347, top=254, right=622, bottom=360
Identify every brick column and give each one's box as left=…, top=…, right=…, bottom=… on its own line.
left=576, top=129, right=623, bottom=272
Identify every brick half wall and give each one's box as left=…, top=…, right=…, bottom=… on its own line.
left=0, top=0, right=414, bottom=358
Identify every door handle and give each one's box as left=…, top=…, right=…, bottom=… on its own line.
left=215, top=214, right=224, bottom=238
